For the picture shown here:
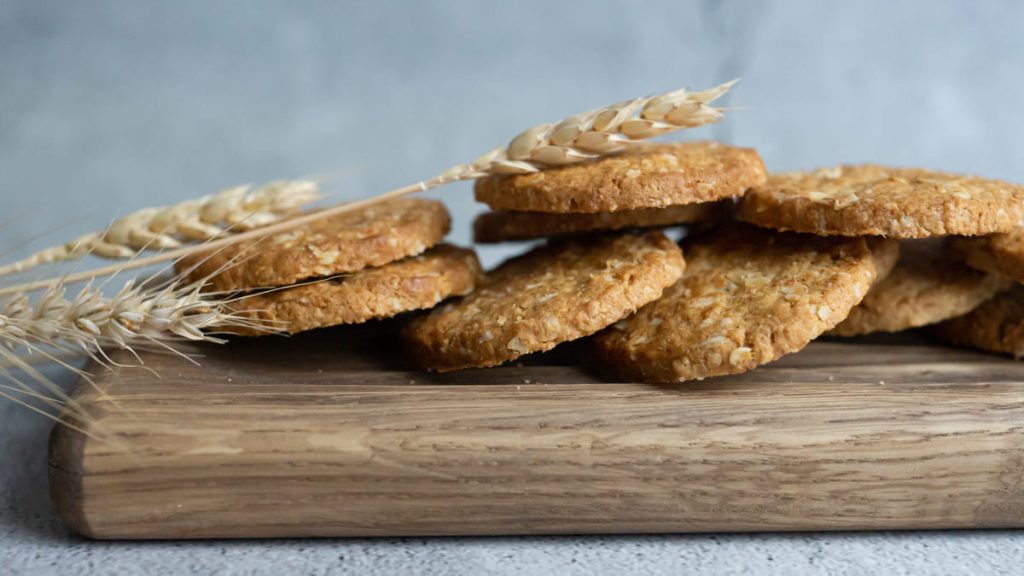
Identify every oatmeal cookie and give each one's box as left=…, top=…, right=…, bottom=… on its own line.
left=228, top=244, right=481, bottom=336
left=830, top=240, right=1010, bottom=336
left=591, top=224, right=876, bottom=382
left=178, top=198, right=450, bottom=291
left=740, top=165, right=1024, bottom=238
left=475, top=142, right=765, bottom=213
left=404, top=231, right=685, bottom=371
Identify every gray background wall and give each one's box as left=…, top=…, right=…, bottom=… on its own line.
left=4, top=1, right=1024, bottom=574
left=3, top=0, right=1024, bottom=266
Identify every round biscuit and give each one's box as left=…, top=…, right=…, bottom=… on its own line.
left=829, top=240, right=1010, bottom=337
left=178, top=198, right=450, bottom=291
left=591, top=224, right=876, bottom=382
left=867, top=237, right=900, bottom=285
left=740, top=165, right=1024, bottom=238
left=403, top=231, right=685, bottom=372
left=474, top=142, right=766, bottom=213
left=930, top=286, right=1024, bottom=358
left=952, top=230, right=1024, bottom=283
left=227, top=244, right=481, bottom=336
left=473, top=201, right=730, bottom=244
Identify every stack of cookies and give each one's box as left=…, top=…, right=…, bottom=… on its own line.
left=405, top=141, right=767, bottom=373
left=185, top=143, right=1024, bottom=383
left=177, top=198, right=482, bottom=335
left=736, top=165, right=1024, bottom=359
left=409, top=146, right=1024, bottom=381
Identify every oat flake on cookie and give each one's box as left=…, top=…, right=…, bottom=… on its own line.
left=740, top=165, right=1024, bottom=238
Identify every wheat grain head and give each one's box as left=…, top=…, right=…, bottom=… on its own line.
left=0, top=79, right=737, bottom=295
left=438, top=79, right=737, bottom=181
left=0, top=179, right=319, bottom=276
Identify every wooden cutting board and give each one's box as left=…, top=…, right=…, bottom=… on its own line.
left=48, top=322, right=1024, bottom=539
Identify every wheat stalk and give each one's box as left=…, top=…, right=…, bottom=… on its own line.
left=0, top=79, right=736, bottom=296
left=0, top=179, right=320, bottom=277
left=0, top=272, right=277, bottom=426
left=438, top=79, right=737, bottom=180
left=0, top=79, right=736, bottom=431
left=0, top=278, right=270, bottom=355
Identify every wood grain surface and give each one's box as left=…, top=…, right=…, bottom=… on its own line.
left=48, top=322, right=1024, bottom=539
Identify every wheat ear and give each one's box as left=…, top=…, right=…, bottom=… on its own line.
left=0, top=279, right=270, bottom=355
left=438, top=79, right=737, bottom=179
left=0, top=79, right=736, bottom=295
left=0, top=179, right=319, bottom=277
left=0, top=273, right=277, bottom=434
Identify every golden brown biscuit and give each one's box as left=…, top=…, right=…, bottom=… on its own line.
left=829, top=240, right=1010, bottom=337
left=591, top=224, right=876, bottom=382
left=403, top=231, right=685, bottom=371
left=952, top=230, right=1024, bottom=283
left=178, top=198, right=450, bottom=292
left=227, top=244, right=481, bottom=336
left=474, top=142, right=766, bottom=213
left=930, top=285, right=1024, bottom=358
left=740, top=165, right=1024, bottom=238
left=473, top=202, right=730, bottom=243
left=867, top=237, right=900, bottom=285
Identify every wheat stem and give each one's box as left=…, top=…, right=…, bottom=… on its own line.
left=0, top=79, right=735, bottom=295
left=0, top=179, right=320, bottom=278
left=0, top=278, right=264, bottom=356
left=0, top=183, right=428, bottom=295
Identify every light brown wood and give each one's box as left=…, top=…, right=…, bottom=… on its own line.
left=48, top=323, right=1024, bottom=539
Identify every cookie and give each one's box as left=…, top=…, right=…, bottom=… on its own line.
left=952, top=230, right=1024, bottom=283
left=227, top=244, right=481, bottom=336
left=474, top=141, right=766, bottom=214
left=829, top=240, right=1011, bottom=337
left=867, top=237, right=900, bottom=285
left=177, top=198, right=450, bottom=292
left=740, top=165, right=1024, bottom=238
left=473, top=201, right=730, bottom=243
left=591, top=224, right=876, bottom=382
left=403, top=231, right=685, bottom=371
left=930, top=286, right=1024, bottom=358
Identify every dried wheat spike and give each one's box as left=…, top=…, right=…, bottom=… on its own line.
left=0, top=80, right=737, bottom=294
left=0, top=278, right=271, bottom=357
left=0, top=180, right=319, bottom=276
left=438, top=79, right=737, bottom=181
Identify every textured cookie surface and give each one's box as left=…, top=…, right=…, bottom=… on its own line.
left=178, top=198, right=450, bottom=291
left=930, top=286, right=1024, bottom=358
left=591, top=224, right=875, bottom=382
left=867, top=237, right=900, bottom=285
left=475, top=142, right=766, bottom=213
left=740, top=165, right=1024, bottom=238
left=473, top=201, right=729, bottom=243
left=953, top=230, right=1024, bottom=282
left=830, top=240, right=1010, bottom=336
left=227, top=244, right=481, bottom=336
left=403, top=231, right=685, bottom=371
